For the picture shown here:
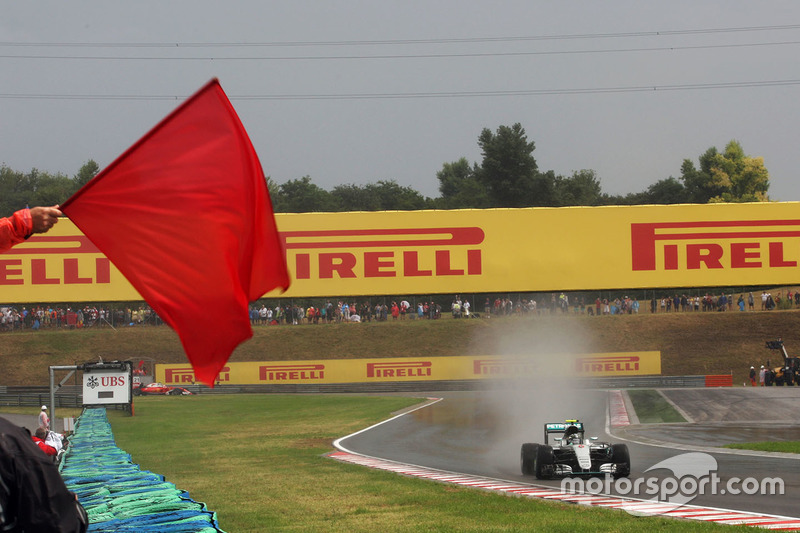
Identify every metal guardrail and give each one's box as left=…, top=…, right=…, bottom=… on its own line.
left=583, top=375, right=710, bottom=389
left=0, top=386, right=83, bottom=408
left=181, top=375, right=716, bottom=395
left=0, top=375, right=726, bottom=405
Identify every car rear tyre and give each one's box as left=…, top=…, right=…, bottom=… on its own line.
left=610, top=443, right=630, bottom=479
left=520, top=443, right=537, bottom=475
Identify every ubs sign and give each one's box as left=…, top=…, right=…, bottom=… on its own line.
left=82, top=361, right=133, bottom=406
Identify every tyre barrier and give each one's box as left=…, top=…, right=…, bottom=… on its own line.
left=59, top=408, right=226, bottom=532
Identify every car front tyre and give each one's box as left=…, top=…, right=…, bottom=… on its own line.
left=521, top=443, right=537, bottom=475
left=610, top=443, right=630, bottom=479
left=534, top=444, right=554, bottom=480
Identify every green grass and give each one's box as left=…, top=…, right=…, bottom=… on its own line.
left=723, top=441, right=800, bottom=453
left=7, top=308, right=800, bottom=388
left=106, top=395, right=723, bottom=532
left=627, top=390, right=687, bottom=424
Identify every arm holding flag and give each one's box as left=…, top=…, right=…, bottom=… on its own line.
left=0, top=205, right=63, bottom=253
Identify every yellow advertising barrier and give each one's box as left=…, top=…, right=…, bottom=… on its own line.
left=3, top=202, right=800, bottom=301
left=156, top=352, right=661, bottom=385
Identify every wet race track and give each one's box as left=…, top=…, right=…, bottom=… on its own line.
left=337, top=387, right=800, bottom=520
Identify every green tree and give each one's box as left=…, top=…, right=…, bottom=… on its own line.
left=330, top=181, right=430, bottom=211
left=264, top=176, right=284, bottom=209
left=681, top=141, right=769, bottom=203
left=476, top=123, right=539, bottom=207
left=616, top=177, right=689, bottom=205
left=0, top=166, right=78, bottom=215
left=642, top=177, right=689, bottom=204
left=363, top=180, right=430, bottom=211
left=553, top=169, right=602, bottom=206
left=73, top=160, right=100, bottom=189
left=435, top=158, right=490, bottom=209
left=275, top=176, right=333, bottom=213
left=330, top=183, right=381, bottom=211
left=0, top=165, right=29, bottom=215
left=31, top=172, right=76, bottom=207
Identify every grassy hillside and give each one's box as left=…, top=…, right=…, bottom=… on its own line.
left=2, top=310, right=797, bottom=386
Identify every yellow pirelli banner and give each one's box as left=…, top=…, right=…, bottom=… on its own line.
left=156, top=352, right=661, bottom=385
left=2, top=202, right=800, bottom=301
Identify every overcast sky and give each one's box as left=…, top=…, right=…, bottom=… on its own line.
left=3, top=1, right=799, bottom=201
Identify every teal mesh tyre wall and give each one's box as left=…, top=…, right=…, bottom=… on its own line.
left=60, top=408, right=226, bottom=533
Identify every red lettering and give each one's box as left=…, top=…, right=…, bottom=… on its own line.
left=31, top=259, right=59, bottom=284
left=319, top=253, right=357, bottom=279
left=435, top=250, right=464, bottom=275
left=364, top=251, right=395, bottom=278
left=165, top=369, right=194, bottom=383
left=295, top=253, right=311, bottom=279
left=64, top=258, right=92, bottom=284
left=664, top=244, right=678, bottom=270
left=96, top=258, right=111, bottom=284
left=731, top=242, right=761, bottom=268
left=769, top=242, right=797, bottom=267
left=0, top=260, right=23, bottom=285
left=467, top=249, right=482, bottom=275
left=403, top=251, right=433, bottom=276
left=686, top=243, right=723, bottom=269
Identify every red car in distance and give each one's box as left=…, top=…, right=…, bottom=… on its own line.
left=134, top=382, right=193, bottom=396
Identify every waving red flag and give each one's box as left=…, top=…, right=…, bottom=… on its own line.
left=61, top=79, right=290, bottom=385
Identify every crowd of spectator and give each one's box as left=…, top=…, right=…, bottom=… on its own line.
left=645, top=290, right=799, bottom=313
left=248, top=299, right=446, bottom=325
left=0, top=305, right=161, bottom=331
left=2, top=289, right=798, bottom=331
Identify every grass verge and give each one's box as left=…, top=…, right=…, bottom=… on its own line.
left=6, top=309, right=800, bottom=387
left=107, top=395, right=722, bottom=532
left=723, top=441, right=800, bottom=454
left=626, top=390, right=686, bottom=424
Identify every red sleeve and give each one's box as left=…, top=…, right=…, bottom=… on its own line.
left=32, top=437, right=57, bottom=457
left=39, top=442, right=57, bottom=456
left=0, top=209, right=32, bottom=253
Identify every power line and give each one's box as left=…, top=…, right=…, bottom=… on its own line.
left=1, top=39, right=799, bottom=61
left=1, top=23, right=799, bottom=49
left=1, top=79, right=798, bottom=102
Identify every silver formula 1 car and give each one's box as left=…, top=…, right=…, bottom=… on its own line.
left=520, top=419, right=630, bottom=479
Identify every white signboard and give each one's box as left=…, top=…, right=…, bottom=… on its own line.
left=83, top=369, right=131, bottom=405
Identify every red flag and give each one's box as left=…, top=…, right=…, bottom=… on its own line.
left=61, top=79, right=290, bottom=385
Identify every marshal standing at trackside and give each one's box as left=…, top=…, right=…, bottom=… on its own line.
left=0, top=204, right=88, bottom=532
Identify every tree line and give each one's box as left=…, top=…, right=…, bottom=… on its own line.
left=0, top=123, right=770, bottom=217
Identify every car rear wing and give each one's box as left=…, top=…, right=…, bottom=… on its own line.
left=543, top=420, right=583, bottom=444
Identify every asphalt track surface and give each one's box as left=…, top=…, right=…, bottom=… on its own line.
left=338, top=387, right=800, bottom=520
